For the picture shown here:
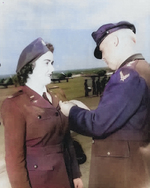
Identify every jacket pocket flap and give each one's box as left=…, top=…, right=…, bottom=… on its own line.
left=93, top=140, right=129, bottom=158
left=27, top=155, right=55, bottom=171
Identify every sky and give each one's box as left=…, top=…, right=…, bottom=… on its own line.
left=0, top=0, right=150, bottom=75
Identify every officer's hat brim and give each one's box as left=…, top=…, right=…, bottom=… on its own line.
left=94, top=46, right=102, bottom=59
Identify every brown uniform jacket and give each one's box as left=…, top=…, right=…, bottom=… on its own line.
left=1, top=85, right=81, bottom=188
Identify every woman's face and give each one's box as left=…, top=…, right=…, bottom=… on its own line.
left=31, top=51, right=54, bottom=86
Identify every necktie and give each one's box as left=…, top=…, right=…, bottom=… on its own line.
left=43, top=92, right=51, bottom=103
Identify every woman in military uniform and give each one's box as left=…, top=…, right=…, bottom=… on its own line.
left=1, top=38, right=83, bottom=188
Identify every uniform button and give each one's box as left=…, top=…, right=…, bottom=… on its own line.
left=107, top=152, right=110, bottom=156
left=55, top=112, right=59, bottom=116
left=34, top=164, right=38, bottom=169
left=38, top=115, right=42, bottom=119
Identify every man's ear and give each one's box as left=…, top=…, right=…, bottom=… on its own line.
left=113, top=35, right=119, bottom=47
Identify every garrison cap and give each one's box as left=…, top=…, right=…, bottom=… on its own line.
left=91, top=21, right=136, bottom=59
left=16, top=37, right=50, bottom=73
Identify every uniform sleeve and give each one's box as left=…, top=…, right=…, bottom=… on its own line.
left=64, top=129, right=81, bottom=179
left=69, top=68, right=148, bottom=138
left=1, top=99, right=31, bottom=188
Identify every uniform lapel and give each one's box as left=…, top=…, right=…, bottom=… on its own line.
left=48, top=90, right=60, bottom=109
left=23, top=86, right=53, bottom=108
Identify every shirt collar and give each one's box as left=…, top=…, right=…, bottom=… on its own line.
left=119, top=53, right=145, bottom=69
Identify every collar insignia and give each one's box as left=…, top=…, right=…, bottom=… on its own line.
left=127, top=61, right=135, bottom=67
left=30, top=95, right=34, bottom=99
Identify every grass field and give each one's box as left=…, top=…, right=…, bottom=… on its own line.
left=49, top=76, right=85, bottom=99
left=48, top=76, right=100, bottom=109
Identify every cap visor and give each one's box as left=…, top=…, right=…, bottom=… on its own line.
left=94, top=46, right=102, bottom=59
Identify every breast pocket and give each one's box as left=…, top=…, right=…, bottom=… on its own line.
left=25, top=105, right=60, bottom=124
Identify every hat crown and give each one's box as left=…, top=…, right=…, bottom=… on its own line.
left=16, top=37, right=49, bottom=73
left=92, top=21, right=136, bottom=45
left=92, top=21, right=136, bottom=59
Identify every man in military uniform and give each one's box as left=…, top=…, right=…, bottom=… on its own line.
left=59, top=21, right=150, bottom=188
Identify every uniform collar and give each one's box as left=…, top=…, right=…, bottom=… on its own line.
left=119, top=53, right=145, bottom=69
left=22, top=85, right=52, bottom=108
left=25, top=83, right=47, bottom=97
left=47, top=90, right=60, bottom=109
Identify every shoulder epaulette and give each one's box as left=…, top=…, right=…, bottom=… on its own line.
left=7, top=90, right=23, bottom=99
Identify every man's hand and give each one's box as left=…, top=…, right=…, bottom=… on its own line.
left=59, top=100, right=90, bottom=117
left=59, top=101, right=76, bottom=117
left=73, top=178, right=83, bottom=188
left=70, top=100, right=90, bottom=110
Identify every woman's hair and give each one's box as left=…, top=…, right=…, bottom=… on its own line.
left=17, top=43, right=54, bottom=85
